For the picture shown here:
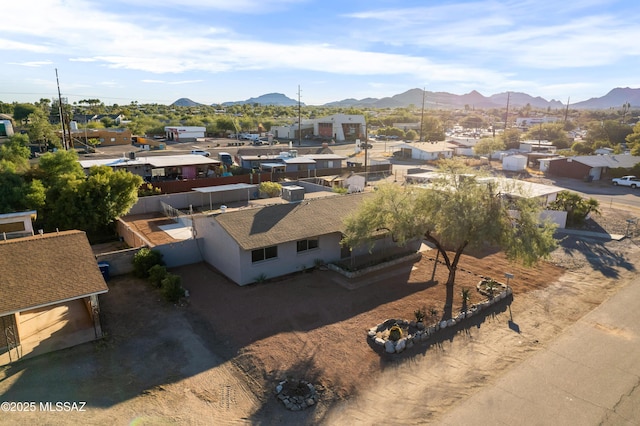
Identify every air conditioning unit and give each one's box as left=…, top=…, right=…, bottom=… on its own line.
left=282, top=185, right=305, bottom=202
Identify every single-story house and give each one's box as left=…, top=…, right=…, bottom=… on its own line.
left=0, top=230, right=108, bottom=366
left=193, top=192, right=415, bottom=285
left=546, top=154, right=640, bottom=180
left=79, top=154, right=221, bottom=181
left=69, top=128, right=133, bottom=146
left=393, top=141, right=455, bottom=161
left=0, top=210, right=37, bottom=240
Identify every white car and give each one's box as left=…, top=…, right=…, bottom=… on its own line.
left=191, top=149, right=211, bottom=157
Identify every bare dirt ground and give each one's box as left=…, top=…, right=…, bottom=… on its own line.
left=1, top=207, right=638, bottom=425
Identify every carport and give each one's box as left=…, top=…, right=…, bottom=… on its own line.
left=193, top=183, right=258, bottom=211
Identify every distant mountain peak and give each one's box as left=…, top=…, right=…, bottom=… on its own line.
left=171, top=98, right=203, bottom=107
left=221, top=93, right=302, bottom=107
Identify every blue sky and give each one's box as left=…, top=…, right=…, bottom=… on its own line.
left=2, top=0, right=640, bottom=106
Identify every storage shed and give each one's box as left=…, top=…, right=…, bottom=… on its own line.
left=502, top=154, right=527, bottom=172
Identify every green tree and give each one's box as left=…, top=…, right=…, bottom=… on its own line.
left=35, top=150, right=84, bottom=185
left=460, top=115, right=485, bottom=132
left=524, top=123, right=572, bottom=149
left=421, top=116, right=445, bottom=141
left=342, top=162, right=556, bottom=319
left=27, top=108, right=61, bottom=149
left=0, top=134, right=31, bottom=172
left=13, top=103, right=37, bottom=125
left=548, top=191, right=600, bottom=227
left=473, top=137, right=505, bottom=157
left=0, top=168, right=45, bottom=213
left=500, top=128, right=522, bottom=149
left=74, top=166, right=143, bottom=232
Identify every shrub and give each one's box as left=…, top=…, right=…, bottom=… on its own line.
left=148, top=264, right=168, bottom=288
left=414, top=306, right=426, bottom=322
left=388, top=325, right=403, bottom=341
left=133, top=248, right=164, bottom=278
left=161, top=273, right=184, bottom=303
left=259, top=181, right=282, bottom=197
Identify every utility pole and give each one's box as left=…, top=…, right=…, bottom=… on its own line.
left=297, top=85, right=302, bottom=146
left=504, top=91, right=510, bottom=131
left=56, top=68, right=68, bottom=150
left=419, top=87, right=426, bottom=142
left=564, top=97, right=570, bottom=124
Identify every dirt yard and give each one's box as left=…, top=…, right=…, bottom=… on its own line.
left=1, top=207, right=639, bottom=425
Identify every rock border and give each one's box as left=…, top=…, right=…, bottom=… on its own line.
left=367, top=284, right=512, bottom=354
left=275, top=379, right=318, bottom=411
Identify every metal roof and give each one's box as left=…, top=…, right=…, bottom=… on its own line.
left=193, top=183, right=258, bottom=194
left=79, top=154, right=220, bottom=169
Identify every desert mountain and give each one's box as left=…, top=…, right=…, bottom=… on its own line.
left=173, top=87, right=640, bottom=110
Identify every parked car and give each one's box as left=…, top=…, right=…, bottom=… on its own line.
left=360, top=143, right=373, bottom=149
left=191, top=149, right=211, bottom=157
left=612, top=175, right=640, bottom=188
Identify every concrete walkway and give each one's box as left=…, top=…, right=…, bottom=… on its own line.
left=439, top=275, right=640, bottom=425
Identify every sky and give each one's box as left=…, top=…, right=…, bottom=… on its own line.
left=2, top=0, right=640, bottom=107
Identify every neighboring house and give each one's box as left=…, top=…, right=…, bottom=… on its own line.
left=519, top=140, right=556, bottom=153
left=193, top=192, right=412, bottom=285
left=238, top=152, right=346, bottom=172
left=0, top=210, right=37, bottom=240
left=0, top=230, right=108, bottom=366
left=270, top=114, right=366, bottom=142
left=79, top=154, right=220, bottom=181
left=0, top=113, right=14, bottom=137
left=314, top=114, right=365, bottom=141
left=546, top=154, right=640, bottom=180
left=393, top=141, right=455, bottom=161
left=515, top=117, right=559, bottom=128
left=164, top=126, right=206, bottom=141
left=70, top=128, right=132, bottom=146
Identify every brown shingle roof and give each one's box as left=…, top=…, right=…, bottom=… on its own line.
left=214, top=193, right=371, bottom=250
left=0, top=230, right=108, bottom=316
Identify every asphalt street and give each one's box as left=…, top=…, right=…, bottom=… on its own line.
left=439, top=274, right=640, bottom=425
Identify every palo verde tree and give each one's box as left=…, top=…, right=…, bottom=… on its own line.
left=342, top=160, right=557, bottom=319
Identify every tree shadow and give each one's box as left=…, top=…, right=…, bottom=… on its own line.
left=557, top=235, right=635, bottom=278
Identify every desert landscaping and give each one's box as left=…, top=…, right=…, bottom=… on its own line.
left=1, top=206, right=639, bottom=425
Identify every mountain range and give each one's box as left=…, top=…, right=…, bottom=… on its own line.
left=172, top=87, right=640, bottom=110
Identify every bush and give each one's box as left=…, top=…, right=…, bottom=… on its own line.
left=133, top=248, right=164, bottom=278
left=161, top=273, right=184, bottom=303
left=259, top=181, right=282, bottom=197
left=148, top=264, right=168, bottom=288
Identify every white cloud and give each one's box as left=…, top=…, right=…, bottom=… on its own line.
left=7, top=61, right=53, bottom=67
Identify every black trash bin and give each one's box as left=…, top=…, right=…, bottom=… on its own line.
left=98, top=262, right=110, bottom=281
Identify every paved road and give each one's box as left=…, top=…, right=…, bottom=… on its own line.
left=439, top=275, right=640, bottom=425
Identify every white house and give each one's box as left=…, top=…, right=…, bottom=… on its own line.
left=164, top=126, right=206, bottom=141
left=192, top=192, right=417, bottom=285
left=393, top=141, right=455, bottom=161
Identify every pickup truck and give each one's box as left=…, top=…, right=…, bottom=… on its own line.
left=612, top=175, right=640, bottom=188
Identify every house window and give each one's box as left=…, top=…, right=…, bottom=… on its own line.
left=252, top=245, right=278, bottom=263
left=296, top=238, right=319, bottom=252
